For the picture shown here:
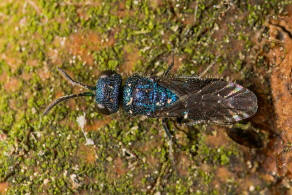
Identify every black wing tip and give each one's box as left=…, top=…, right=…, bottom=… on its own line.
left=246, top=89, right=258, bottom=117
left=234, top=89, right=258, bottom=121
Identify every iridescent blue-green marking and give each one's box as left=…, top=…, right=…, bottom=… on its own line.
left=123, top=75, right=178, bottom=116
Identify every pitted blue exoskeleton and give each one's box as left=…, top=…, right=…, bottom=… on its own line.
left=122, top=75, right=178, bottom=116
left=44, top=60, right=261, bottom=148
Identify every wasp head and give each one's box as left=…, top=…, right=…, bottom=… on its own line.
left=95, top=71, right=122, bottom=115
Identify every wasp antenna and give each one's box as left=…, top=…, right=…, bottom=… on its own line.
left=43, top=92, right=95, bottom=115
left=58, top=68, right=96, bottom=90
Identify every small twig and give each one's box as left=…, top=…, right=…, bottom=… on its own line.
left=199, top=60, right=217, bottom=78
left=193, top=2, right=198, bottom=25
left=26, top=0, right=42, bottom=15
left=149, top=162, right=170, bottom=194
left=60, top=1, right=101, bottom=6
left=167, top=137, right=175, bottom=164
left=26, top=0, right=48, bottom=23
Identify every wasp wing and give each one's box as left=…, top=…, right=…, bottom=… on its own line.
left=155, top=77, right=258, bottom=124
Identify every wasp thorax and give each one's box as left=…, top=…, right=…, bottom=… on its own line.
left=95, top=71, right=122, bottom=115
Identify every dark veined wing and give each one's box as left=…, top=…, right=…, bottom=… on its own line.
left=155, top=77, right=258, bottom=124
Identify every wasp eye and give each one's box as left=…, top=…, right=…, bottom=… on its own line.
left=95, top=71, right=122, bottom=115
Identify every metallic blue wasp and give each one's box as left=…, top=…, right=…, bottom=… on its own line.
left=43, top=61, right=259, bottom=147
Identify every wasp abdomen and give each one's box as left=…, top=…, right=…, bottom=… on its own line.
left=123, top=75, right=178, bottom=116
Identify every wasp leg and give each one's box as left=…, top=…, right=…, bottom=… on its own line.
left=162, top=118, right=187, bottom=150
left=145, top=51, right=169, bottom=76
left=162, top=53, right=175, bottom=77
left=162, top=118, right=176, bottom=164
left=162, top=118, right=174, bottom=141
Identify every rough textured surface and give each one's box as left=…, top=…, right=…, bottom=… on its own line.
left=264, top=8, right=292, bottom=181
left=123, top=75, right=178, bottom=115
left=0, top=0, right=291, bottom=194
